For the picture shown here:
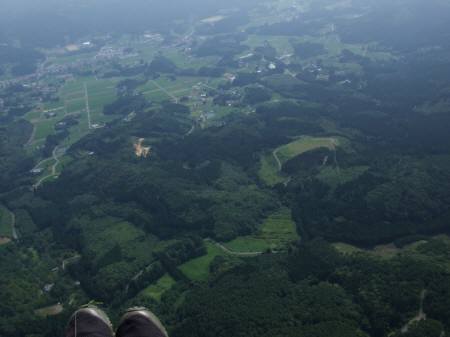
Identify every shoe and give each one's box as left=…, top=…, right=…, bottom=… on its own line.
left=116, top=307, right=168, bottom=337
left=65, top=306, right=114, bottom=337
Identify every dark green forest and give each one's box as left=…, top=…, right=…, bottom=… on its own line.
left=1, top=1, right=450, bottom=337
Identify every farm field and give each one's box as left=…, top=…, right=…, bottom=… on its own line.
left=178, top=241, right=225, bottom=282
left=140, top=274, right=176, bottom=301
left=259, top=136, right=339, bottom=185
left=224, top=207, right=298, bottom=253
left=316, top=165, right=370, bottom=189
left=81, top=217, right=158, bottom=266
left=27, top=76, right=120, bottom=146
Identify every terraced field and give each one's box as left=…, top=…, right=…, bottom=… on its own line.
left=224, top=207, right=298, bottom=253
left=178, top=241, right=225, bottom=282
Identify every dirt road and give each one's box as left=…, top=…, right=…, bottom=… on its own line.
left=272, top=149, right=282, bottom=171
left=205, top=239, right=264, bottom=257
left=33, top=146, right=64, bottom=189
left=10, top=210, right=17, bottom=240
left=401, top=289, right=427, bottom=333
left=84, top=83, right=92, bottom=129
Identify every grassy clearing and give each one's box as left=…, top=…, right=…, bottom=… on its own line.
left=0, top=205, right=12, bottom=237
left=333, top=240, right=434, bottom=259
left=333, top=243, right=364, bottom=255
left=317, top=166, right=370, bottom=189
left=34, top=119, right=57, bottom=141
left=277, top=136, right=338, bottom=164
left=35, top=304, right=64, bottom=317
left=82, top=217, right=158, bottom=265
left=258, top=154, right=285, bottom=186
left=140, top=274, right=176, bottom=301
left=259, top=136, right=338, bottom=185
left=178, top=242, right=225, bottom=282
left=224, top=207, right=298, bottom=253
left=333, top=242, right=401, bottom=258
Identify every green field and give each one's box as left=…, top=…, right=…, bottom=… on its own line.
left=25, top=76, right=120, bottom=154
left=140, top=274, right=176, bottom=301
left=224, top=207, right=298, bottom=253
left=316, top=165, right=370, bottom=189
left=178, top=242, right=225, bottom=282
left=81, top=217, right=158, bottom=265
left=259, top=136, right=338, bottom=185
left=333, top=242, right=364, bottom=255
left=139, top=76, right=211, bottom=103
left=259, top=153, right=286, bottom=186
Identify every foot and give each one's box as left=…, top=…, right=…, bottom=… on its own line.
left=65, top=306, right=114, bottom=337
left=116, top=307, right=168, bottom=337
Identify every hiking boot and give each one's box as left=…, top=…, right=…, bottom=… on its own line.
left=116, top=307, right=168, bottom=337
left=65, top=306, right=114, bottom=337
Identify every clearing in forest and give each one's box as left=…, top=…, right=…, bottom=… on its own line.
left=178, top=242, right=225, bottom=282
left=259, top=136, right=339, bottom=186
left=134, top=138, right=151, bottom=158
left=140, top=274, right=176, bottom=301
left=35, top=303, right=64, bottom=317
left=224, top=207, right=298, bottom=253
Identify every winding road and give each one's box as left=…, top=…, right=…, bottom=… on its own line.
left=272, top=148, right=282, bottom=171
left=33, top=146, right=64, bottom=189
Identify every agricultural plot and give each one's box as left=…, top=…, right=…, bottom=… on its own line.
left=140, top=274, right=176, bottom=301
left=178, top=241, right=225, bottom=282
left=164, top=50, right=220, bottom=70
left=28, top=77, right=119, bottom=148
left=316, top=165, right=370, bottom=189
left=139, top=76, right=226, bottom=110
left=81, top=217, right=158, bottom=266
left=259, top=136, right=338, bottom=186
left=333, top=241, right=423, bottom=260
left=258, top=154, right=286, bottom=186
left=224, top=207, right=298, bottom=253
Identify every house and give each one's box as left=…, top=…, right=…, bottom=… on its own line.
left=30, top=168, right=44, bottom=175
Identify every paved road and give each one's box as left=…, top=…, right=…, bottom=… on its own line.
left=84, top=83, right=92, bottom=129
